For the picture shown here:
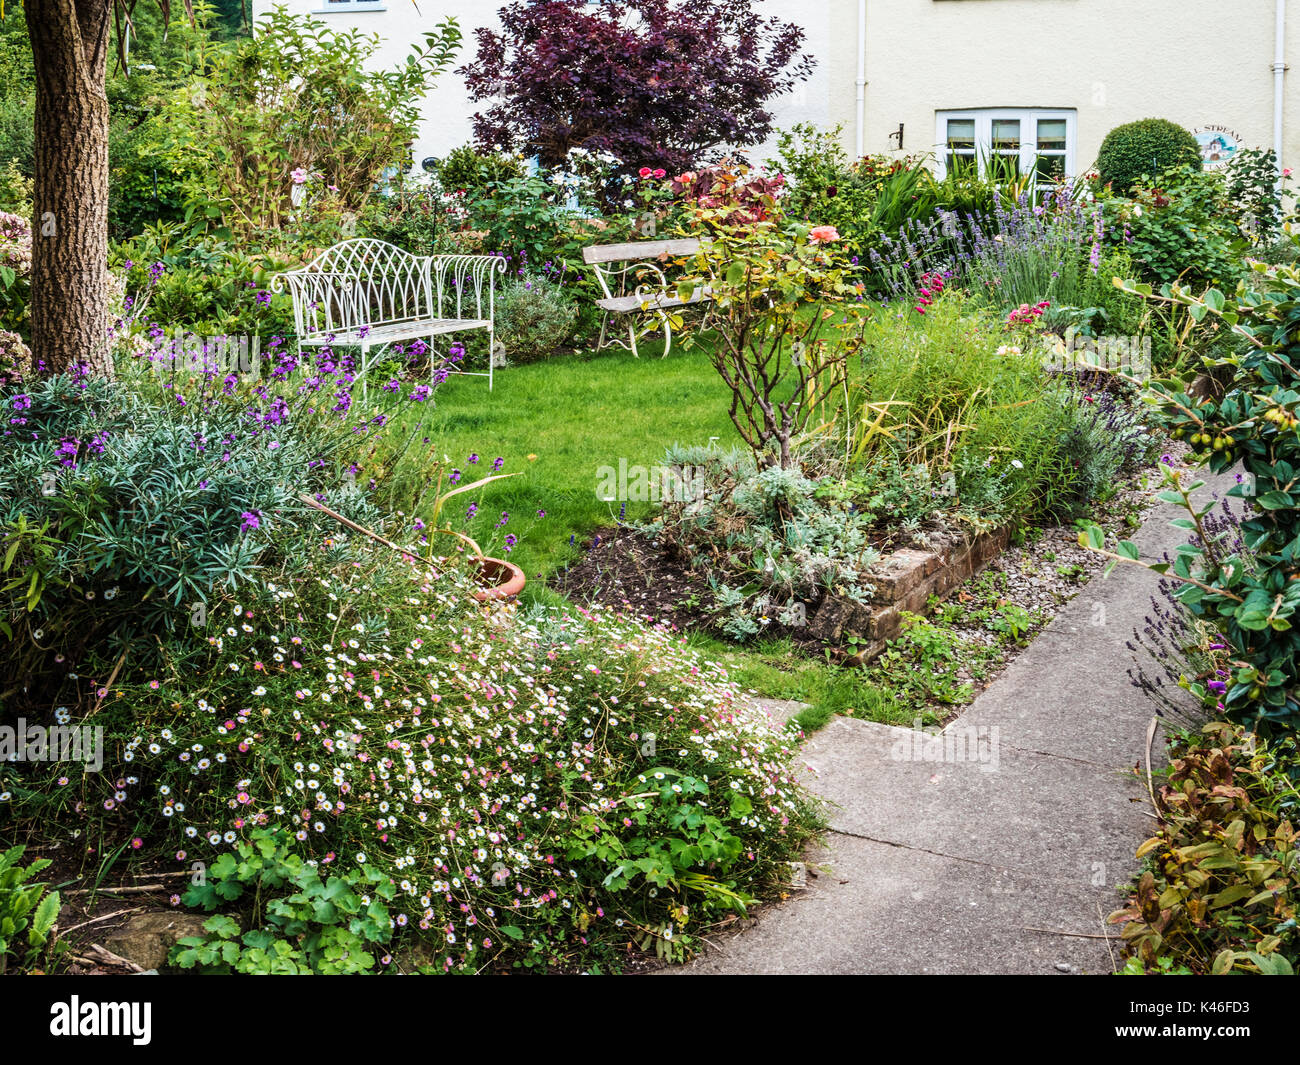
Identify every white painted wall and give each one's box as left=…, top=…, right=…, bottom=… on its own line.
left=253, top=0, right=1300, bottom=178
left=857, top=0, right=1300, bottom=175
left=251, top=0, right=832, bottom=170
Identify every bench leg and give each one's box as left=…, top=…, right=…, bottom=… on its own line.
left=659, top=311, right=672, bottom=359
left=628, top=321, right=639, bottom=359
left=488, top=324, right=494, bottom=392
left=360, top=341, right=369, bottom=404
left=597, top=312, right=610, bottom=352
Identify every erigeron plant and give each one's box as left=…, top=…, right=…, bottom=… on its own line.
left=3, top=558, right=819, bottom=970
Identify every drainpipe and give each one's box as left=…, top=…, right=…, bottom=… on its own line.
left=1275, top=0, right=1287, bottom=174
left=855, top=0, right=867, bottom=159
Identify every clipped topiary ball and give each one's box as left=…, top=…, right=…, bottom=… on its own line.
left=1097, top=118, right=1202, bottom=195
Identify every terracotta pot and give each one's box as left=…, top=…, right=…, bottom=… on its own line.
left=471, top=556, right=526, bottom=602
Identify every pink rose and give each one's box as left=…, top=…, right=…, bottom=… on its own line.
left=638, top=167, right=653, bottom=178
left=652, top=168, right=666, bottom=179
left=808, top=225, right=840, bottom=244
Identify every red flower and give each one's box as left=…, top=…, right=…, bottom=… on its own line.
left=638, top=166, right=653, bottom=178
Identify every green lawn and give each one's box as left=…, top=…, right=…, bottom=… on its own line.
left=411, top=339, right=742, bottom=582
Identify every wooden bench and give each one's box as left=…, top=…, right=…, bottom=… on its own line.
left=272, top=238, right=506, bottom=394
left=582, top=238, right=712, bottom=358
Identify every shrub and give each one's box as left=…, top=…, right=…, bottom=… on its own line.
left=0, top=325, right=483, bottom=711
left=2, top=590, right=821, bottom=971
left=646, top=445, right=881, bottom=639
left=495, top=274, right=577, bottom=363
left=1088, top=258, right=1300, bottom=737
left=1224, top=146, right=1291, bottom=247
left=0, top=208, right=31, bottom=336
left=1110, top=723, right=1298, bottom=975
left=677, top=172, right=864, bottom=470
left=461, top=0, right=814, bottom=176
left=767, top=124, right=876, bottom=245
left=433, top=144, right=526, bottom=194
left=174, top=10, right=461, bottom=241
left=1117, top=167, right=1244, bottom=287
left=1097, top=118, right=1202, bottom=196
left=853, top=296, right=1088, bottom=525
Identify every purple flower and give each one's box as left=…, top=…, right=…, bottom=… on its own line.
left=491, top=457, right=504, bottom=472
left=240, top=510, right=261, bottom=532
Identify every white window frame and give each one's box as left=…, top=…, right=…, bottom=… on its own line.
left=314, top=0, right=386, bottom=11
left=934, top=108, right=1076, bottom=183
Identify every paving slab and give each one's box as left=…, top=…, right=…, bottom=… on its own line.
left=802, top=716, right=1150, bottom=882
left=679, top=467, right=1239, bottom=975
left=681, top=833, right=1121, bottom=976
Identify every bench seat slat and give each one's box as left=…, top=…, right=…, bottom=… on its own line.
left=301, top=318, right=490, bottom=346
left=595, top=287, right=712, bottom=314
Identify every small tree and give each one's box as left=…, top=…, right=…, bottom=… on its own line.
left=461, top=0, right=814, bottom=175
left=676, top=167, right=861, bottom=472
left=181, top=10, right=461, bottom=240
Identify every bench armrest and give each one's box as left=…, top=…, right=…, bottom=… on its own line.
left=425, top=254, right=507, bottom=320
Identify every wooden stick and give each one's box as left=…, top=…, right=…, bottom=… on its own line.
left=60, top=907, right=145, bottom=936
left=298, top=494, right=438, bottom=569
left=65, top=884, right=165, bottom=896
left=89, top=942, right=146, bottom=973
left=1024, top=927, right=1122, bottom=941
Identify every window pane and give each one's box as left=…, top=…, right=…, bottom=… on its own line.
left=947, top=153, right=977, bottom=176
left=1035, top=154, right=1066, bottom=181
left=946, top=119, right=975, bottom=149
left=1037, top=119, right=1067, bottom=151
left=991, top=119, right=1020, bottom=150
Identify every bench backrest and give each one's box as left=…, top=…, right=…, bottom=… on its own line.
left=274, top=239, right=504, bottom=341
left=582, top=238, right=703, bottom=303
left=582, top=238, right=701, bottom=265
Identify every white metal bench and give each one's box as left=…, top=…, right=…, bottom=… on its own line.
left=583, top=238, right=712, bottom=358
left=271, top=238, right=506, bottom=393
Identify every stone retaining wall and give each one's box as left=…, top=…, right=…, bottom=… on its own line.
left=808, top=526, right=1011, bottom=661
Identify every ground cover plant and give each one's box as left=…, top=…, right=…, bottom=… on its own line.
left=1111, top=722, right=1298, bottom=976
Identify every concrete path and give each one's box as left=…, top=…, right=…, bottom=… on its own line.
left=683, top=469, right=1236, bottom=975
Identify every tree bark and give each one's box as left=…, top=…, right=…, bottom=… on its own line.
left=25, top=0, right=113, bottom=377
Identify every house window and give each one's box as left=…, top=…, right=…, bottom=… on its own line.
left=935, top=109, right=1076, bottom=183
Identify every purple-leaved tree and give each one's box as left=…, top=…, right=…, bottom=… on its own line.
left=461, top=0, right=814, bottom=175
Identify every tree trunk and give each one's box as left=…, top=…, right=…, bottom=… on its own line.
left=25, top=0, right=113, bottom=377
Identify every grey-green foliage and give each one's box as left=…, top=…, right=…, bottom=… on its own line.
left=496, top=273, right=578, bottom=363
left=0, top=372, right=387, bottom=700
left=650, top=445, right=879, bottom=641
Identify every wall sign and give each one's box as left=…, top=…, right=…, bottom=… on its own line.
left=1193, top=126, right=1243, bottom=169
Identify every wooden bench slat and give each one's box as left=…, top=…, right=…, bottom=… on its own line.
left=582, top=238, right=701, bottom=264
left=595, top=287, right=713, bottom=314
